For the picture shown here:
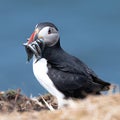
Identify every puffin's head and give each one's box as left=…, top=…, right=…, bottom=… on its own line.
left=24, top=22, right=60, bottom=62
left=28, top=22, right=59, bottom=46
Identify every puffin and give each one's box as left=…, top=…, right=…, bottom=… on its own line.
left=24, top=22, right=111, bottom=108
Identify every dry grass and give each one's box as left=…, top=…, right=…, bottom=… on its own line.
left=0, top=92, right=119, bottom=120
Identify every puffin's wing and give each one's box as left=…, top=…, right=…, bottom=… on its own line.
left=58, top=55, right=110, bottom=86
left=47, top=65, right=105, bottom=93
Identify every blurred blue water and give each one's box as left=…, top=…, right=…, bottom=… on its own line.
left=0, top=0, right=120, bottom=96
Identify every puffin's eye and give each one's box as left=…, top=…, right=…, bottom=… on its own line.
left=48, top=28, right=52, bottom=34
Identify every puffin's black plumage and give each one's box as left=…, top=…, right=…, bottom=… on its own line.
left=42, top=40, right=110, bottom=98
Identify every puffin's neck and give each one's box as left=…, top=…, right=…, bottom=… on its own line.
left=42, top=40, right=63, bottom=60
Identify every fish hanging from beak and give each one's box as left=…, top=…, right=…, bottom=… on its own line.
left=23, top=39, right=45, bottom=62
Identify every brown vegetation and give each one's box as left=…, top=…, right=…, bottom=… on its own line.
left=0, top=89, right=119, bottom=120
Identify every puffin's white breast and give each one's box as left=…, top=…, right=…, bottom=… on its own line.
left=33, top=57, right=64, bottom=99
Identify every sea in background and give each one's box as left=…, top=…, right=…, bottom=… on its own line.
left=0, top=0, right=120, bottom=96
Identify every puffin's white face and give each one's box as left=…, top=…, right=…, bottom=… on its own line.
left=36, top=26, right=59, bottom=46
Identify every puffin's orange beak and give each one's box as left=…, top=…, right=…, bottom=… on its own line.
left=27, top=31, right=36, bottom=44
